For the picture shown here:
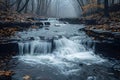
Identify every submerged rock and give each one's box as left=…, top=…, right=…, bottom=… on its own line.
left=87, top=76, right=96, bottom=80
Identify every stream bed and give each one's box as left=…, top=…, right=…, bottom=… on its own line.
left=0, top=23, right=120, bottom=80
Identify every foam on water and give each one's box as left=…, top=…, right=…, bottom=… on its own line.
left=17, top=36, right=105, bottom=75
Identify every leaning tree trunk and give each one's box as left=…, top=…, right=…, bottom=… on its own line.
left=18, top=0, right=30, bottom=13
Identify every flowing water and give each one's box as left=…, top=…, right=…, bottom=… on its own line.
left=18, top=36, right=105, bottom=73
left=9, top=24, right=119, bottom=80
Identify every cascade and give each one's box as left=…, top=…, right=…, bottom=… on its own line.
left=18, top=36, right=86, bottom=55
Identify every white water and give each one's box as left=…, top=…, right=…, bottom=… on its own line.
left=19, top=41, right=52, bottom=55
left=18, top=36, right=105, bottom=75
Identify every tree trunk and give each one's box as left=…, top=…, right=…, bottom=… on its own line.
left=16, top=0, right=22, bottom=11
left=104, top=0, right=109, bottom=17
left=18, top=0, right=30, bottom=13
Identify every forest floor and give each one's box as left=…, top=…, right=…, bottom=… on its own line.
left=83, top=3, right=120, bottom=41
left=0, top=10, right=44, bottom=39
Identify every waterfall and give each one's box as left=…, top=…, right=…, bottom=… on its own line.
left=18, top=37, right=86, bottom=55
left=18, top=40, right=52, bottom=55
left=53, top=37, right=86, bottom=55
left=18, top=36, right=105, bottom=75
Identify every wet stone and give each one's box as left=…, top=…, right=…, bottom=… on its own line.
left=113, top=63, right=120, bottom=71
left=45, top=28, right=49, bottom=30
left=44, top=22, right=50, bottom=26
left=39, top=36, right=45, bottom=40
left=29, top=37, right=35, bottom=40
left=87, top=76, right=96, bottom=80
left=0, top=76, right=12, bottom=80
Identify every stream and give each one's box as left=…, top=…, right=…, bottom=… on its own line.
left=4, top=22, right=119, bottom=80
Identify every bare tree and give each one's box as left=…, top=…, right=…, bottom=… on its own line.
left=18, top=0, right=30, bottom=13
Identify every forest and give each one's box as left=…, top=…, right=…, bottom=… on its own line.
left=0, top=0, right=119, bottom=17
left=0, top=0, right=120, bottom=80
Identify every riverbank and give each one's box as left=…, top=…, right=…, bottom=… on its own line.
left=82, top=3, right=120, bottom=39
left=75, top=3, right=120, bottom=61
left=83, top=3, right=120, bottom=40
